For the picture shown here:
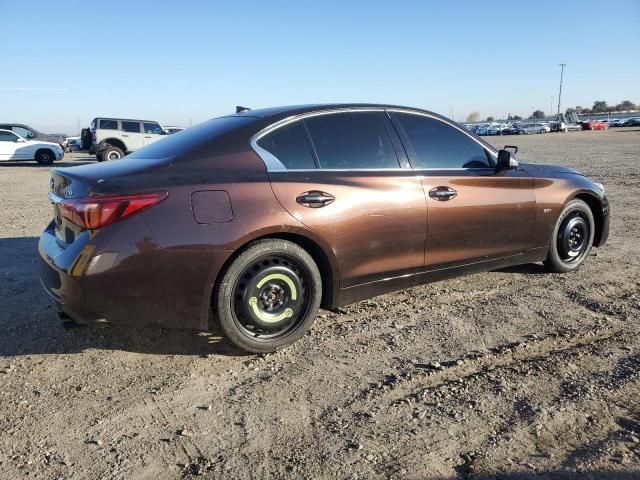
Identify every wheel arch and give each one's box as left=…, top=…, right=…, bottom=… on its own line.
left=211, top=231, right=339, bottom=313
left=570, top=191, right=606, bottom=247
left=99, top=138, right=127, bottom=152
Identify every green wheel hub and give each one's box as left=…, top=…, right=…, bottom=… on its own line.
left=232, top=256, right=308, bottom=338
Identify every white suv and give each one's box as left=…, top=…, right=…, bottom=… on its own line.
left=90, top=117, right=167, bottom=161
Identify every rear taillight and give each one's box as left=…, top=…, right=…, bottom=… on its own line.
left=60, top=192, right=168, bottom=230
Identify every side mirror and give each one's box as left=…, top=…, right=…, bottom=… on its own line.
left=15, top=137, right=26, bottom=143
left=496, top=148, right=519, bottom=171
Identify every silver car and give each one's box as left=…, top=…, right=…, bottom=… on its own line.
left=516, top=123, right=551, bottom=135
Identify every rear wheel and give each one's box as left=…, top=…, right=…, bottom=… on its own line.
left=35, top=149, right=54, bottom=165
left=95, top=153, right=104, bottom=162
left=102, top=146, right=124, bottom=161
left=215, top=239, right=322, bottom=353
left=544, top=199, right=594, bottom=273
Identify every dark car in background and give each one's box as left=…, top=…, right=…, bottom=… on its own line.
left=0, top=123, right=65, bottom=147
left=39, top=104, right=609, bottom=353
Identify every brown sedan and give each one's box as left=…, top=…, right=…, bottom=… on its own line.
left=39, top=104, right=609, bottom=352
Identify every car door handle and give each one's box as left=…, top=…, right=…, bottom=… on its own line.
left=296, top=191, right=335, bottom=208
left=429, top=186, right=458, bottom=201
left=144, top=136, right=152, bottom=138
left=121, top=134, right=129, bottom=137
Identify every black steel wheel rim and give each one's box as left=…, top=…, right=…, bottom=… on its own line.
left=231, top=254, right=311, bottom=341
left=557, top=211, right=589, bottom=262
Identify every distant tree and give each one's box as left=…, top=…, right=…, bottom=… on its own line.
left=486, top=116, right=495, bottom=122
left=512, top=115, right=522, bottom=121
left=574, top=105, right=584, bottom=113
left=592, top=100, right=608, bottom=112
left=531, top=110, right=545, bottom=119
left=617, top=100, right=636, bottom=111
left=466, top=112, right=480, bottom=122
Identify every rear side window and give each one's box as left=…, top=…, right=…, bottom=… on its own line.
left=99, top=119, right=118, bottom=129
left=143, top=122, right=164, bottom=135
left=122, top=121, right=141, bottom=133
left=394, top=113, right=492, bottom=169
left=257, top=121, right=316, bottom=169
left=304, top=112, right=399, bottom=169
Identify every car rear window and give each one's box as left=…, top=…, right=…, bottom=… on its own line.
left=99, top=119, right=118, bottom=129
left=127, top=116, right=254, bottom=160
left=304, top=112, right=399, bottom=169
left=257, top=121, right=316, bottom=170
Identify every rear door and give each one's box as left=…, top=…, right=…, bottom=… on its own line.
left=142, top=122, right=166, bottom=147
left=390, top=111, right=536, bottom=268
left=121, top=120, right=145, bottom=151
left=262, top=110, right=427, bottom=287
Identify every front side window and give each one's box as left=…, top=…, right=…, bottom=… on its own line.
left=394, top=113, right=492, bottom=169
left=13, top=126, right=34, bottom=138
left=0, top=131, right=18, bottom=142
left=122, top=121, right=141, bottom=133
left=257, top=121, right=316, bottom=169
left=304, top=112, right=399, bottom=169
left=99, top=119, right=118, bottom=130
left=143, top=122, right=164, bottom=135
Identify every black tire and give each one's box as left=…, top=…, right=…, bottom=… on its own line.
left=102, top=146, right=124, bottom=161
left=215, top=239, right=322, bottom=353
left=539, top=129, right=546, bottom=134
left=35, top=149, right=54, bottom=165
left=96, top=153, right=104, bottom=162
left=544, top=199, right=595, bottom=273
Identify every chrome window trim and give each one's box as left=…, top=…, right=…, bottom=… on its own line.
left=250, top=107, right=497, bottom=172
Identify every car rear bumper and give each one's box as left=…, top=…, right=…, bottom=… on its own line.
left=38, top=220, right=233, bottom=331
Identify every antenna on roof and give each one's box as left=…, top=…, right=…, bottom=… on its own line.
left=236, top=106, right=251, bottom=113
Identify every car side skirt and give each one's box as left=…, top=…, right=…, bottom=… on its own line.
left=332, top=247, right=548, bottom=308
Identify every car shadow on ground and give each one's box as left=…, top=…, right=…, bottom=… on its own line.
left=0, top=236, right=562, bottom=359
left=496, top=263, right=548, bottom=275
left=0, top=236, right=243, bottom=358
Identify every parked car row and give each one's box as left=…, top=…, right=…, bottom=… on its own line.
left=467, top=122, right=553, bottom=136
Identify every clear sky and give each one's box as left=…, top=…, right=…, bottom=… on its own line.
left=1, top=0, right=638, bottom=134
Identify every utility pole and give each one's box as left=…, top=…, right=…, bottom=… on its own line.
left=557, top=63, right=566, bottom=116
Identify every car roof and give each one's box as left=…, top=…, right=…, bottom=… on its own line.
left=225, top=103, right=447, bottom=121
left=93, top=117, right=160, bottom=123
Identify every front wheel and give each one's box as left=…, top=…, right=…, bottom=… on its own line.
left=544, top=199, right=595, bottom=273
left=35, top=149, right=54, bottom=165
left=215, top=239, right=322, bottom=353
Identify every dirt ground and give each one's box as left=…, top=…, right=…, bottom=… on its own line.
left=1, top=129, right=639, bottom=479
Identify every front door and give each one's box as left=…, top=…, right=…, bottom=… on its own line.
left=390, top=111, right=536, bottom=268
left=0, top=130, right=24, bottom=160
left=142, top=122, right=166, bottom=147
left=259, top=110, right=427, bottom=287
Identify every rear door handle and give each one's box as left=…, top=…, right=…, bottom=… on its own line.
left=429, top=186, right=457, bottom=201
left=296, top=191, right=335, bottom=208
